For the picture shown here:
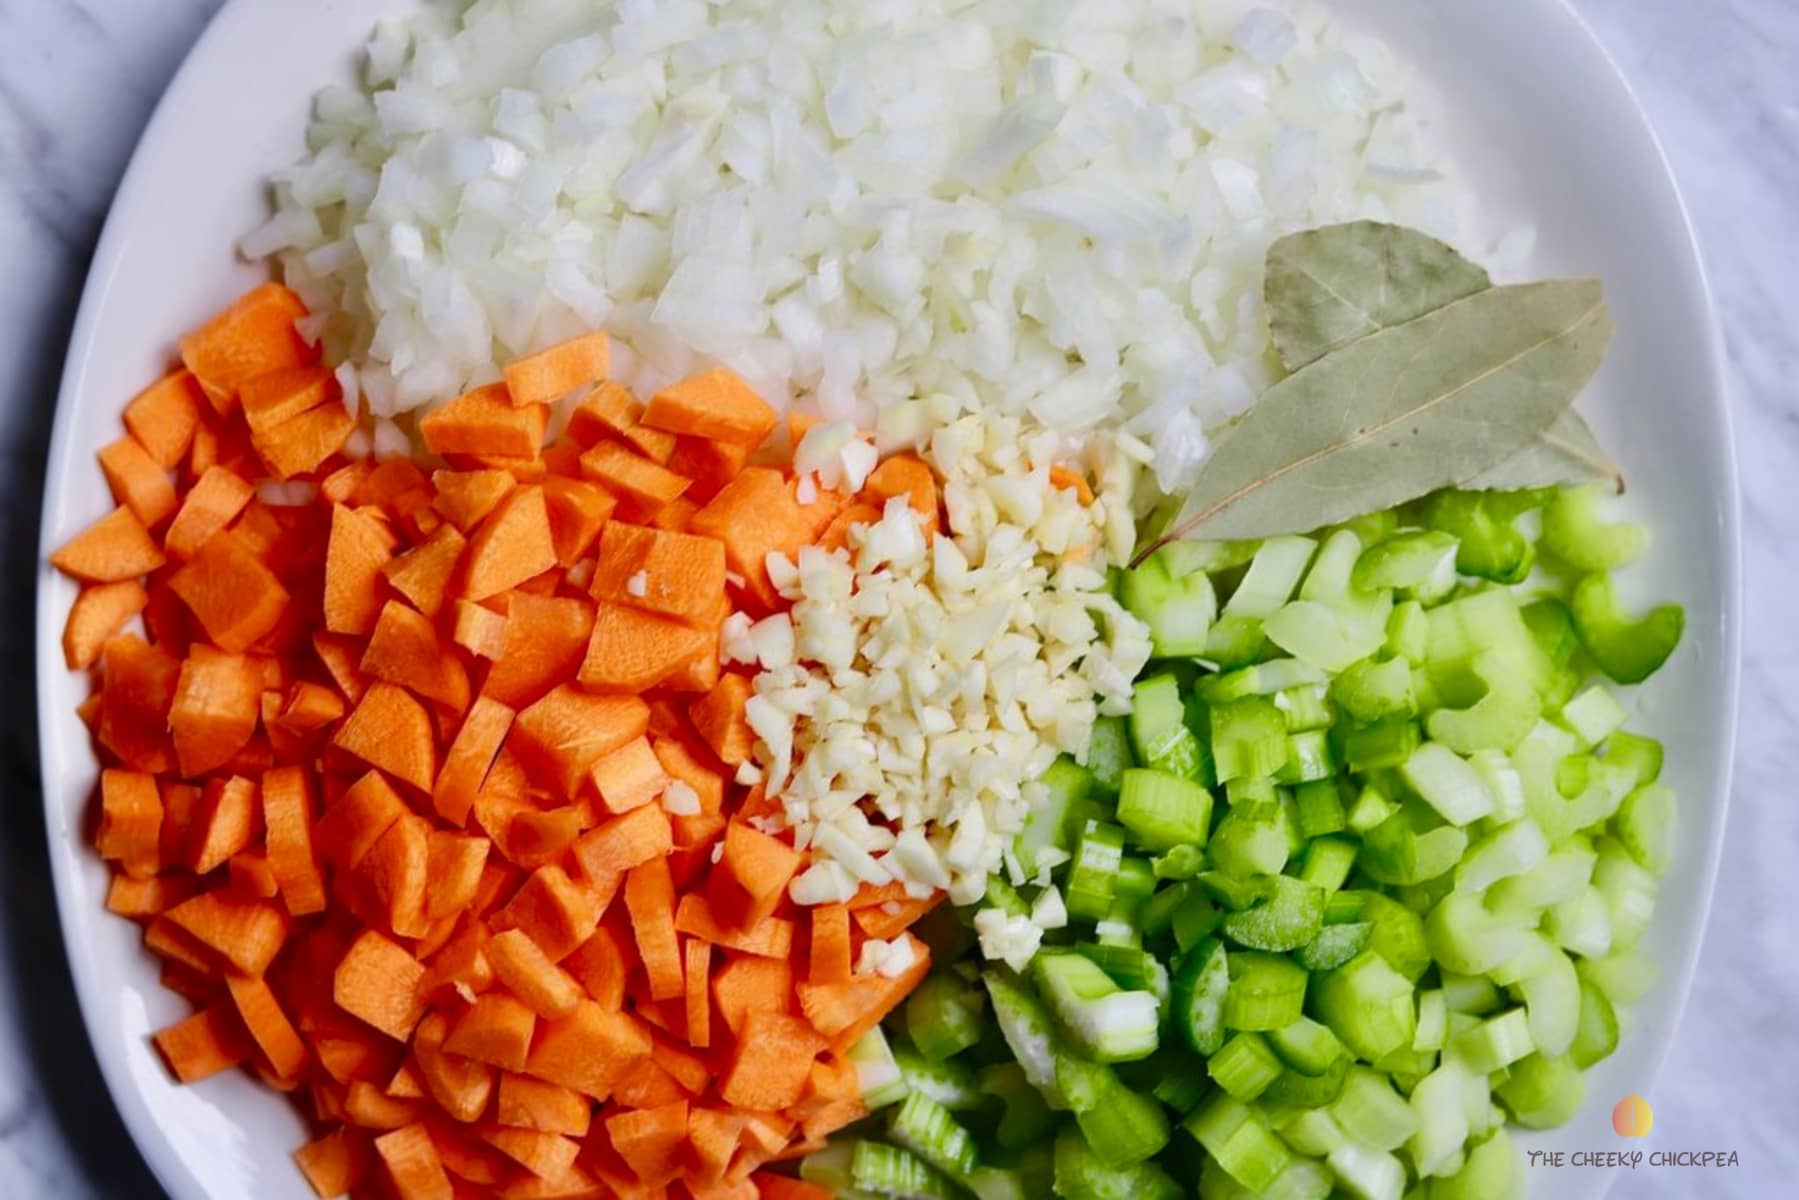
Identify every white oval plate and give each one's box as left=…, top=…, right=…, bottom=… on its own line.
left=36, top=1, right=1737, bottom=1198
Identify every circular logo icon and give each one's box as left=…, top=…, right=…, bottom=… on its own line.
left=1612, top=1094, right=1654, bottom=1138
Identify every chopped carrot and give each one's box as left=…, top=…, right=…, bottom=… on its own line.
left=585, top=737, right=670, bottom=815
left=166, top=465, right=256, bottom=559
left=263, top=765, right=327, bottom=916
left=818, top=501, right=880, bottom=553
left=166, top=888, right=289, bottom=975
left=178, top=283, right=312, bottom=410
left=648, top=495, right=701, bottom=533
left=169, top=645, right=261, bottom=776
left=334, top=682, right=437, bottom=794
left=851, top=892, right=943, bottom=940
left=572, top=806, right=672, bottom=888
left=423, top=832, right=490, bottom=924
left=190, top=775, right=262, bottom=875
left=324, top=504, right=396, bottom=636
left=167, top=531, right=290, bottom=652
left=651, top=736, right=725, bottom=817
left=524, top=1001, right=651, bottom=1101
left=372, top=1123, right=454, bottom=1200
left=497, top=1073, right=591, bottom=1137
left=509, top=685, right=649, bottom=798
left=311, top=632, right=370, bottom=704
left=753, top=1173, right=832, bottom=1200
left=277, top=680, right=346, bottom=732
left=563, top=926, right=630, bottom=1010
left=241, top=364, right=335, bottom=433
left=452, top=599, right=508, bottom=661
left=796, top=932, right=931, bottom=1050
left=123, top=370, right=204, bottom=468
left=463, top=486, right=558, bottom=602
left=444, top=992, right=537, bottom=1072
left=606, top=1099, right=690, bottom=1188
left=313, top=770, right=407, bottom=871
left=98, top=436, right=179, bottom=528
left=62, top=580, right=150, bottom=671
left=154, top=1004, right=253, bottom=1083
left=361, top=600, right=471, bottom=711
left=51, top=505, right=166, bottom=583
left=358, top=813, right=431, bottom=938
left=567, top=381, right=678, bottom=462
left=861, top=454, right=940, bottom=532
left=720, top=1010, right=825, bottom=1111
left=689, top=674, right=754, bottom=766
left=588, top=523, right=727, bottom=627
left=487, top=929, right=583, bottom=1019
left=808, top=905, right=851, bottom=986
left=95, top=768, right=163, bottom=880
left=106, top=874, right=197, bottom=920
left=541, top=476, right=617, bottom=567
left=382, top=524, right=467, bottom=620
left=228, top=971, right=309, bottom=1079
left=666, top=436, right=752, bottom=505
left=482, top=594, right=594, bottom=707
left=688, top=1108, right=747, bottom=1186
left=624, top=857, right=683, bottom=1002
left=711, top=957, right=794, bottom=1038
left=674, top=894, right=794, bottom=960
left=96, top=635, right=181, bottom=772
left=683, top=937, right=712, bottom=1049
left=294, top=1128, right=368, bottom=1199
left=500, top=807, right=584, bottom=872
left=490, top=865, right=602, bottom=962
left=643, top=369, right=779, bottom=447
left=431, top=468, right=516, bottom=532
left=710, top=822, right=803, bottom=930
left=503, top=332, right=610, bottom=408
left=483, top=1126, right=582, bottom=1180
left=792, top=1053, right=866, bottom=1141
left=577, top=441, right=692, bottom=512
left=577, top=601, right=712, bottom=693
left=334, top=930, right=427, bottom=1041
left=419, top=384, right=547, bottom=461
left=689, top=468, right=842, bottom=607
left=408, top=1011, right=497, bottom=1125
left=256, top=400, right=357, bottom=480
left=345, top=1080, right=424, bottom=1130
left=419, top=926, right=494, bottom=1004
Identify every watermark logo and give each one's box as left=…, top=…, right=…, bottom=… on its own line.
left=1612, top=1093, right=1654, bottom=1138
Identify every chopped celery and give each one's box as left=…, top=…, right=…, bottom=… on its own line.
left=1427, top=1129, right=1523, bottom=1200
left=1224, top=951, right=1310, bottom=1031
left=1518, top=947, right=1579, bottom=1057
left=1212, top=696, right=1290, bottom=782
left=1085, top=716, right=1135, bottom=796
left=979, top=1062, right=1056, bottom=1149
left=1221, top=876, right=1326, bottom=952
left=1593, top=837, right=1658, bottom=947
left=1275, top=683, right=1336, bottom=732
left=1122, top=549, right=1218, bottom=657
left=1293, top=779, right=1347, bottom=838
left=1298, top=836, right=1359, bottom=892
left=1387, top=599, right=1430, bottom=664
left=1580, top=947, right=1659, bottom=1005
left=1268, top=1017, right=1346, bottom=1076
left=1208, top=1032, right=1285, bottom=1100
left=1265, top=597, right=1391, bottom=673
left=1033, top=952, right=1159, bottom=1063
left=1055, top=1051, right=1171, bottom=1165
left=849, top=1027, right=907, bottom=1109
left=801, top=1141, right=858, bottom=1190
left=889, top=1093, right=979, bottom=1177
left=1077, top=943, right=1170, bottom=1000
left=1184, top=1094, right=1294, bottom=1193
left=1332, top=656, right=1418, bottom=723
left=1224, top=536, right=1317, bottom=619
left=1295, top=921, right=1371, bottom=972
left=1424, top=892, right=1528, bottom=976
left=981, top=970, right=1064, bottom=1105
left=1342, top=717, right=1422, bottom=772
left=1420, top=489, right=1540, bottom=584
left=1116, top=769, right=1212, bottom=851
left=1312, top=951, right=1415, bottom=1060
left=1616, top=783, right=1675, bottom=874
left=1599, top=730, right=1663, bottom=788
left=1225, top=774, right=1278, bottom=810
left=1272, top=1108, right=1347, bottom=1156
left=1066, top=821, right=1127, bottom=922
left=1172, top=938, right=1231, bottom=1056
left=1210, top=807, right=1291, bottom=878
left=1541, top=484, right=1646, bottom=570
left=1327, top=1142, right=1407, bottom=1200
left=894, top=1042, right=986, bottom=1111
left=1413, top=990, right=1449, bottom=1053
left=906, top=972, right=983, bottom=1063
left=1171, top=889, right=1225, bottom=952
left=851, top=1141, right=959, bottom=1199
left=1276, top=730, right=1337, bottom=783
left=1131, top=674, right=1207, bottom=780
left=1052, top=1127, right=1182, bottom=1200
left=1451, top=1008, right=1535, bottom=1073
left=1261, top=1054, right=1352, bottom=1109
left=1568, top=976, right=1620, bottom=1068
left=1495, top=1053, right=1585, bottom=1129
left=1329, top=1066, right=1421, bottom=1151
left=1425, top=651, right=1541, bottom=754
left=1561, top=683, right=1628, bottom=746
left=1352, top=530, right=1459, bottom=593
left=1400, top=743, right=1494, bottom=826
left=1151, top=1053, right=1214, bottom=1113
left=1352, top=891, right=1433, bottom=982
left=1406, top=1060, right=1473, bottom=1177
left=1359, top=807, right=1468, bottom=886
left=1198, top=658, right=1330, bottom=702
left=1455, top=819, right=1549, bottom=893
left=1571, top=572, right=1684, bottom=684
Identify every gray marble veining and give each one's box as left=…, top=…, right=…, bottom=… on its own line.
left=1, top=0, right=1795, bottom=1196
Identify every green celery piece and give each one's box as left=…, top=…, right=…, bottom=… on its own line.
left=1413, top=989, right=1449, bottom=1053
left=1328, top=1065, right=1421, bottom=1151
left=1401, top=742, right=1495, bottom=825
left=1016, top=757, right=1104, bottom=880
left=1341, top=717, right=1421, bottom=772
left=1425, top=891, right=1529, bottom=976
left=1085, top=716, right=1134, bottom=796
left=1195, top=870, right=1276, bottom=911
left=1268, top=1106, right=1347, bottom=1157
left=1451, top=1008, right=1536, bottom=1073
left=1152, top=843, right=1207, bottom=881
left=983, top=875, right=1030, bottom=919
left=1298, top=836, right=1359, bottom=893
left=1054, top=1051, right=1171, bottom=1165
left=1456, top=818, right=1551, bottom=893
left=1121, top=548, right=1218, bottom=657
left=1420, top=489, right=1546, bottom=583
left=1268, top=1016, right=1347, bottom=1076
left=1568, top=976, right=1620, bottom=1068
left=1220, top=875, right=1325, bottom=952
left=905, top=972, right=983, bottom=1063
left=1311, top=951, right=1416, bottom=1060
left=800, top=1141, right=859, bottom=1190
left=1264, top=596, right=1392, bottom=673
left=848, top=1027, right=907, bottom=1109
left=1599, top=730, right=1663, bottom=788
left=1292, top=779, right=1347, bottom=838
left=1033, top=952, right=1160, bottom=1063
left=1066, top=821, right=1127, bottom=922
left=1210, top=806, right=1291, bottom=879
left=888, top=1092, right=979, bottom=1177
left=980, top=1063, right=1057, bottom=1149
left=1521, top=596, right=1580, bottom=668
left=1211, top=696, right=1290, bottom=782
left=850, top=1141, right=959, bottom=1199
left=1518, top=948, right=1580, bottom=1057
left=1224, top=774, right=1278, bottom=810
left=981, top=970, right=1064, bottom=1105
left=1051, top=1127, right=1183, bottom=1200
left=1346, top=782, right=1399, bottom=833
left=1224, top=536, right=1318, bottom=619
left=1260, top=1054, right=1351, bottom=1109
left=1352, top=529, right=1459, bottom=593
left=1616, top=783, right=1675, bottom=874
left=1274, top=682, right=1335, bottom=731
left=1405, top=1059, right=1472, bottom=1177
left=1223, top=950, right=1309, bottom=1031
left=1358, top=808, right=1468, bottom=886
left=1183, top=1094, right=1293, bottom=1194
left=1579, top=948, right=1659, bottom=1005
left=1426, top=1129, right=1524, bottom=1200
left=1115, top=769, right=1212, bottom=851
left=1162, top=539, right=1262, bottom=577
left=1150, top=1055, right=1214, bottom=1113
left=1386, top=599, right=1430, bottom=664
left=1294, top=921, right=1371, bottom=972
left=1570, top=572, right=1684, bottom=684
left=1204, top=615, right=1268, bottom=670
left=1171, top=937, right=1231, bottom=1055
left=1208, top=1031, right=1284, bottom=1100
left=893, top=1042, right=986, bottom=1112
left=1077, top=943, right=1170, bottom=1002
left=1131, top=674, right=1207, bottom=780
left=1350, top=890, right=1433, bottom=982
left=1197, top=658, right=1329, bottom=703
left=1275, top=730, right=1336, bottom=783
left=1331, top=656, right=1418, bottom=723
left=1541, top=484, right=1647, bottom=570
left=1171, top=889, right=1225, bottom=953
left=1425, top=649, right=1541, bottom=754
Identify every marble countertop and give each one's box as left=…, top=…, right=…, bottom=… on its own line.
left=2, top=1, right=1795, bottom=1196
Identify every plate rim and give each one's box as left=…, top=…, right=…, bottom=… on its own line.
left=33, top=1, right=1742, bottom=1197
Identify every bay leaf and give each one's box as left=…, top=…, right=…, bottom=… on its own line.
left=1140, top=278, right=1612, bottom=555
left=1460, top=409, right=1625, bottom=493
left=1266, top=220, right=1492, bottom=369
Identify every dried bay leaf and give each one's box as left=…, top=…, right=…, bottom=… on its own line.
left=1267, top=220, right=1493, bottom=369
left=1462, top=409, right=1623, bottom=493
left=1142, top=279, right=1612, bottom=554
